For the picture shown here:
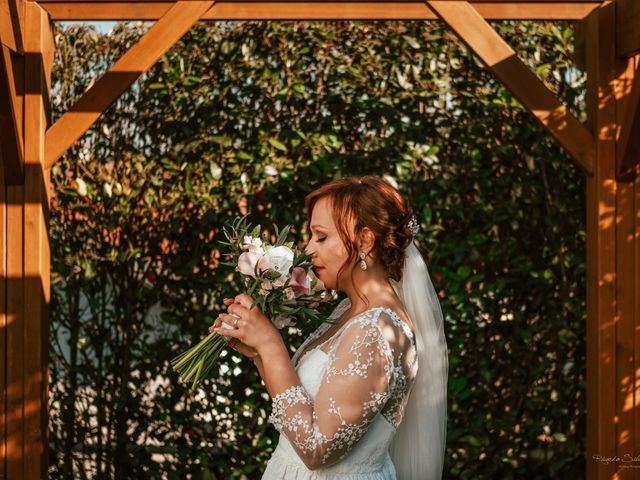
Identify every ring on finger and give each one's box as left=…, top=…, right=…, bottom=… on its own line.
left=233, top=317, right=239, bottom=328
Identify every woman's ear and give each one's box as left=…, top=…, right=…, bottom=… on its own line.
left=359, top=227, right=376, bottom=256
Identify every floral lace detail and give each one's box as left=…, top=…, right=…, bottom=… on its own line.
left=268, top=385, right=313, bottom=431
left=267, top=306, right=417, bottom=470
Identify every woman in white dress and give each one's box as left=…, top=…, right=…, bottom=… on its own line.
left=211, top=176, right=448, bottom=479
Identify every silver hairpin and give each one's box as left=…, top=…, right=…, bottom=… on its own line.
left=407, top=215, right=419, bottom=237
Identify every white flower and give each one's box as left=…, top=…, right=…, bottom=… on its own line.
left=103, top=183, right=113, bottom=198
left=242, top=235, right=263, bottom=253
left=260, top=245, right=294, bottom=275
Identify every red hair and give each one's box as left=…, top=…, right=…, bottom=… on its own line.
left=305, top=176, right=414, bottom=305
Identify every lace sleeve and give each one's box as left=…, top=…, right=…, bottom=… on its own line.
left=267, top=310, right=397, bottom=470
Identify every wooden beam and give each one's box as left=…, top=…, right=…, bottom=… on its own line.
left=425, top=0, right=595, bottom=174
left=0, top=134, right=6, bottom=480
left=40, top=1, right=600, bottom=21
left=584, top=2, right=617, bottom=478
left=635, top=159, right=640, bottom=480
left=617, top=0, right=640, bottom=57
left=616, top=55, right=640, bottom=181
left=0, top=43, right=24, bottom=183
left=0, top=0, right=25, bottom=54
left=5, top=186, right=24, bottom=480
left=573, top=13, right=586, bottom=71
left=614, top=168, right=635, bottom=472
left=44, top=0, right=215, bottom=169
left=23, top=4, right=51, bottom=478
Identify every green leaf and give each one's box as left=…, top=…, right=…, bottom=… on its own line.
left=268, top=138, right=287, bottom=152
left=211, top=135, right=232, bottom=147
left=402, top=35, right=421, bottom=49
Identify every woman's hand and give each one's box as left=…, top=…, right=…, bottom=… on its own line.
left=210, top=298, right=260, bottom=360
left=213, top=294, right=284, bottom=356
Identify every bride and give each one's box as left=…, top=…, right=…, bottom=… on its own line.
left=211, top=176, right=448, bottom=479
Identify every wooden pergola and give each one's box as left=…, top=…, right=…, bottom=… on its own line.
left=0, top=0, right=638, bottom=478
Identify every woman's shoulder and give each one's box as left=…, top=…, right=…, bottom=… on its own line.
left=340, top=302, right=415, bottom=347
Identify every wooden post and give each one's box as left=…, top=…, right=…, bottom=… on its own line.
left=613, top=52, right=639, bottom=480
left=23, top=4, right=51, bottom=478
left=1, top=2, right=51, bottom=479
left=584, top=2, right=636, bottom=478
left=585, top=1, right=614, bottom=479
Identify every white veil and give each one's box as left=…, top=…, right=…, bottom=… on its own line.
left=389, top=241, right=448, bottom=480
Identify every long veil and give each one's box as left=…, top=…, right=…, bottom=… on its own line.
left=389, top=241, right=448, bottom=480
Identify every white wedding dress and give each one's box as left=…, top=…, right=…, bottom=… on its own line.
left=262, top=297, right=418, bottom=479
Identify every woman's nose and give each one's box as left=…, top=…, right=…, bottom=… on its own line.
left=304, top=242, right=314, bottom=257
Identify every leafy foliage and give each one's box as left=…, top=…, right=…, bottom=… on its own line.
left=48, top=20, right=586, bottom=479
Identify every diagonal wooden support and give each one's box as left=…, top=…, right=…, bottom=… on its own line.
left=615, top=54, right=640, bottom=181
left=426, top=0, right=596, bottom=175
left=0, top=0, right=25, bottom=54
left=44, top=0, right=215, bottom=169
left=0, top=42, right=24, bottom=183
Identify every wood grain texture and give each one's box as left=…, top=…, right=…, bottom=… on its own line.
left=426, top=0, right=595, bottom=174
left=23, top=4, right=51, bottom=478
left=0, top=43, right=24, bottom=183
left=616, top=55, right=640, bottom=182
left=5, top=183, right=23, bottom=480
left=635, top=164, right=640, bottom=480
left=39, top=1, right=600, bottom=20
left=0, top=137, right=6, bottom=480
left=615, top=179, right=635, bottom=479
left=617, top=0, right=640, bottom=57
left=585, top=2, right=618, bottom=478
left=44, top=0, right=215, bottom=169
left=0, top=0, right=25, bottom=54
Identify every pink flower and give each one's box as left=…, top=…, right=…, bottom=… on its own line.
left=289, top=267, right=311, bottom=295
left=257, top=255, right=270, bottom=273
left=238, top=251, right=262, bottom=277
left=273, top=275, right=287, bottom=288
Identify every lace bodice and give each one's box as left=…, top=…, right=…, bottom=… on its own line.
left=266, top=298, right=418, bottom=471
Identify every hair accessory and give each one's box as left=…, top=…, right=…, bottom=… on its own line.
left=407, top=215, right=420, bottom=237
left=359, top=251, right=367, bottom=271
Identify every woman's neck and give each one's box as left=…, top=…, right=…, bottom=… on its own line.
left=342, top=264, right=400, bottom=316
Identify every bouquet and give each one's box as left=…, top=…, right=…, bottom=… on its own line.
left=171, top=215, right=331, bottom=390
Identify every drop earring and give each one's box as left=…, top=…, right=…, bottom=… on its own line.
left=359, top=252, right=367, bottom=271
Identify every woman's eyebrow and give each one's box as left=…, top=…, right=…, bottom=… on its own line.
left=310, top=225, right=327, bottom=231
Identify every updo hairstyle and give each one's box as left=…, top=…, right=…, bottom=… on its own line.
left=305, top=176, right=415, bottom=304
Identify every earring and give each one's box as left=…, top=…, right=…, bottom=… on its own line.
left=359, top=252, right=367, bottom=271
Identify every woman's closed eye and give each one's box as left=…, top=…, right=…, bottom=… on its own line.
left=317, top=236, right=326, bottom=242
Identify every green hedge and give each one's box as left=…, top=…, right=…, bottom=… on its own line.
left=48, top=20, right=586, bottom=479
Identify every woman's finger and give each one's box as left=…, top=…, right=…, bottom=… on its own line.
left=227, top=303, right=248, bottom=318
left=215, top=324, right=240, bottom=338
left=234, top=294, right=255, bottom=309
left=218, top=313, right=240, bottom=329
left=208, top=317, right=223, bottom=332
